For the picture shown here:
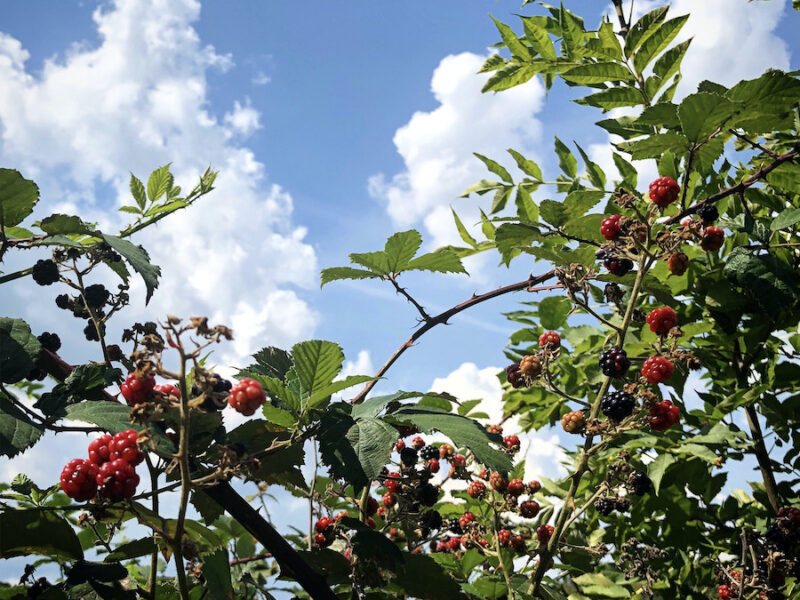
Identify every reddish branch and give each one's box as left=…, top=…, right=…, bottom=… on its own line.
left=351, top=270, right=559, bottom=405
left=664, top=148, right=799, bottom=225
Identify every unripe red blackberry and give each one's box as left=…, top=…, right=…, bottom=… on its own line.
left=385, top=472, right=401, bottom=493
left=109, top=429, right=144, bottom=466
left=96, top=458, right=139, bottom=501
left=425, top=458, right=440, bottom=473
left=497, top=529, right=512, bottom=547
left=536, top=524, right=554, bottom=545
left=459, top=512, right=476, bottom=530
left=314, top=532, right=331, bottom=547
left=451, top=454, right=466, bottom=467
left=604, top=257, right=634, bottom=276
left=467, top=480, right=486, bottom=499
left=601, top=390, right=636, bottom=421
left=648, top=399, right=680, bottom=431
left=539, top=331, right=561, bottom=349
left=506, top=363, right=524, bottom=388
left=411, top=436, right=425, bottom=450
left=395, top=440, right=406, bottom=452
left=646, top=307, right=677, bottom=335
left=382, top=492, right=396, bottom=508
left=519, top=354, right=541, bottom=378
left=227, top=378, right=266, bottom=416
left=503, top=435, right=520, bottom=452
left=519, top=500, right=540, bottom=518
left=154, top=383, right=180, bottom=399
left=447, top=536, right=461, bottom=551
left=648, top=176, right=680, bottom=207
left=507, top=478, right=525, bottom=496
left=641, top=356, right=674, bottom=384
left=700, top=226, right=724, bottom=252
left=527, top=480, right=541, bottom=494
left=489, top=471, right=507, bottom=492
left=600, top=214, right=621, bottom=240
left=60, top=458, right=99, bottom=501
left=598, top=346, right=630, bottom=377
left=718, top=584, right=731, bottom=600
left=487, top=424, right=503, bottom=434
left=561, top=410, right=585, bottom=433
left=88, top=434, right=113, bottom=466
left=438, top=444, right=454, bottom=459
left=667, top=252, right=689, bottom=276
left=120, top=373, right=156, bottom=406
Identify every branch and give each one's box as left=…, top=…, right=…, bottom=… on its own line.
left=612, top=0, right=630, bottom=37
left=728, top=129, right=778, bottom=159
left=350, top=271, right=559, bottom=404
left=664, top=148, right=800, bottom=225
left=388, top=275, right=431, bottom=321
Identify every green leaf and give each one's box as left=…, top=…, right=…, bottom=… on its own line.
left=597, top=20, right=623, bottom=60
left=538, top=296, right=571, bottom=330
left=723, top=248, right=800, bottom=314
left=507, top=149, right=543, bottom=181
left=575, top=143, right=606, bottom=189
left=677, top=92, right=736, bottom=143
left=612, top=152, right=638, bottom=188
left=0, top=169, right=39, bottom=228
left=452, top=208, right=478, bottom=248
left=474, top=153, right=513, bottom=183
left=482, top=63, right=538, bottom=93
left=191, top=489, right=224, bottom=525
left=405, top=248, right=467, bottom=275
left=346, top=417, right=398, bottom=482
left=349, top=250, right=389, bottom=275
left=461, top=179, right=504, bottom=197
left=306, top=374, right=375, bottom=408
left=0, top=394, right=44, bottom=458
left=392, top=408, right=511, bottom=473
left=652, top=38, right=691, bottom=82
left=561, top=62, right=634, bottom=84
left=558, top=3, right=584, bottom=60
left=104, top=538, right=156, bottom=562
left=0, top=317, right=41, bottom=384
left=65, top=401, right=132, bottom=433
left=516, top=185, right=539, bottom=222
left=625, top=6, right=669, bottom=58
left=66, top=560, right=127, bottom=585
left=575, top=87, right=643, bottom=111
left=347, top=519, right=404, bottom=567
left=291, top=340, right=344, bottom=398
left=0, top=510, right=83, bottom=560
left=494, top=223, right=541, bottom=265
left=522, top=18, right=556, bottom=60
left=633, top=15, right=688, bottom=74
left=146, top=164, right=172, bottom=203
left=617, top=132, right=689, bottom=160
left=771, top=207, right=800, bottom=231
left=101, top=234, right=161, bottom=304
left=318, top=405, right=368, bottom=490
left=395, top=552, right=467, bottom=599
left=385, top=230, right=423, bottom=273
left=240, top=346, right=294, bottom=382
left=491, top=16, right=531, bottom=61
left=37, top=214, right=97, bottom=236
left=540, top=200, right=567, bottom=228
left=129, top=174, right=147, bottom=210
left=201, top=549, right=233, bottom=600
left=554, top=137, right=577, bottom=178
left=574, top=573, right=630, bottom=598
left=261, top=403, right=297, bottom=428
left=648, top=453, right=676, bottom=495
left=319, top=266, right=378, bottom=287
left=479, top=53, right=507, bottom=73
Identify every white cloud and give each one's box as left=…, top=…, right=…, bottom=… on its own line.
left=430, top=362, right=567, bottom=480
left=0, top=0, right=317, bottom=364
left=368, top=52, right=546, bottom=248
left=252, top=71, right=271, bottom=86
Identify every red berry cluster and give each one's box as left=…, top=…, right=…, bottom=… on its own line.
left=227, top=378, right=267, bottom=416
left=600, top=214, right=621, bottom=240
left=648, top=176, right=680, bottom=208
left=647, top=400, right=680, bottom=431
left=641, top=356, right=674, bottom=384
left=120, top=373, right=156, bottom=406
left=646, top=307, right=678, bottom=335
left=60, top=429, right=142, bottom=502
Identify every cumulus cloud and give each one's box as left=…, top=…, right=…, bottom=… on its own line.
left=368, top=52, right=546, bottom=249
left=430, top=362, right=567, bottom=481
left=0, top=0, right=317, bottom=363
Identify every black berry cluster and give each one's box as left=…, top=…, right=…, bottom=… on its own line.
left=630, top=471, right=651, bottom=496
left=420, top=445, right=439, bottom=461
left=31, top=259, right=59, bottom=286
left=599, top=347, right=630, bottom=378
left=601, top=390, right=636, bottom=421
left=696, top=203, right=719, bottom=225
left=37, top=332, right=61, bottom=353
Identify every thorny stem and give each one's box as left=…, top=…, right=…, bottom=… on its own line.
left=145, top=454, right=160, bottom=599
left=531, top=256, right=649, bottom=595
left=388, top=275, right=431, bottom=321
left=728, top=129, right=778, bottom=159
left=173, top=340, right=192, bottom=600
left=351, top=272, right=558, bottom=404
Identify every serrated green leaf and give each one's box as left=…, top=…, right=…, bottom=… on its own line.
left=554, top=137, right=577, bottom=178
left=723, top=248, right=800, bottom=314
left=538, top=296, right=571, bottom=330
left=64, top=402, right=132, bottom=432
left=479, top=53, right=507, bottom=73
left=597, top=20, right=623, bottom=60
left=474, top=153, right=513, bottom=183
left=507, top=149, right=543, bottom=181
left=346, top=417, right=397, bottom=482
left=129, top=174, right=146, bottom=210
left=612, top=152, right=637, bottom=188
left=677, top=92, right=737, bottom=143
left=395, top=552, right=467, bottom=599
left=201, top=549, right=233, bottom=600
left=0, top=395, right=44, bottom=458
left=306, top=374, right=375, bottom=408
left=146, top=164, right=172, bottom=203
left=405, top=248, right=467, bottom=275
left=0, top=169, right=39, bottom=228
left=118, top=206, right=141, bottom=214
left=101, top=234, right=160, bottom=304
left=319, top=266, right=378, bottom=287
left=495, top=223, right=541, bottom=265
left=349, top=250, right=389, bottom=275
left=461, top=179, right=504, bottom=197
left=617, top=132, right=689, bottom=160
left=385, top=230, right=423, bottom=273
left=392, top=408, right=511, bottom=472
left=482, top=63, right=538, bottom=93
left=770, top=207, right=800, bottom=231
left=37, top=214, right=97, bottom=236
left=0, top=317, right=41, bottom=384
left=575, top=143, right=606, bottom=189
left=562, top=62, right=634, bottom=85
left=652, top=38, right=691, bottom=82
left=241, top=346, right=293, bottom=382
left=575, top=87, right=643, bottom=111
left=452, top=208, right=478, bottom=248
left=318, top=405, right=368, bottom=490
left=625, top=6, right=669, bottom=58
left=261, top=403, right=296, bottom=428
left=0, top=510, right=83, bottom=560
left=522, top=17, right=556, bottom=60
left=633, top=15, right=688, bottom=74
left=516, top=184, right=539, bottom=222
left=648, top=453, right=676, bottom=495
left=291, top=340, right=344, bottom=398
left=559, top=3, right=584, bottom=60
left=491, top=16, right=531, bottom=61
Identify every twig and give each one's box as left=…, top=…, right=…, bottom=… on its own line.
left=728, top=129, right=778, bottom=159
left=612, top=0, right=630, bottom=36
left=351, top=271, right=558, bottom=404
left=665, top=148, right=800, bottom=225
left=230, top=553, right=271, bottom=566
left=388, top=275, right=431, bottom=321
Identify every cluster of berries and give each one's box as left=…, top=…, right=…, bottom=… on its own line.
left=59, top=430, right=143, bottom=502
left=507, top=331, right=561, bottom=389
left=120, top=372, right=265, bottom=416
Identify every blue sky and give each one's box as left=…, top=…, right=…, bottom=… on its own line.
left=0, top=0, right=798, bottom=589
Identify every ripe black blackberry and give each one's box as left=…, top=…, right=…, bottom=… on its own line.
left=601, top=390, right=636, bottom=421
left=448, top=518, right=463, bottom=534
left=599, top=347, right=630, bottom=378
left=55, top=294, right=71, bottom=310
left=615, top=498, right=631, bottom=513
left=32, top=259, right=59, bottom=286
left=84, top=284, right=110, bottom=309
left=696, top=203, right=719, bottom=225
left=603, top=257, right=634, bottom=276
left=630, top=471, right=651, bottom=496
left=416, top=482, right=439, bottom=506
left=595, top=497, right=615, bottom=516
left=83, top=320, right=105, bottom=342
left=196, top=373, right=233, bottom=411
left=419, top=510, right=443, bottom=530
left=400, top=447, right=418, bottom=467
left=37, top=332, right=61, bottom=353
left=420, top=445, right=438, bottom=461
